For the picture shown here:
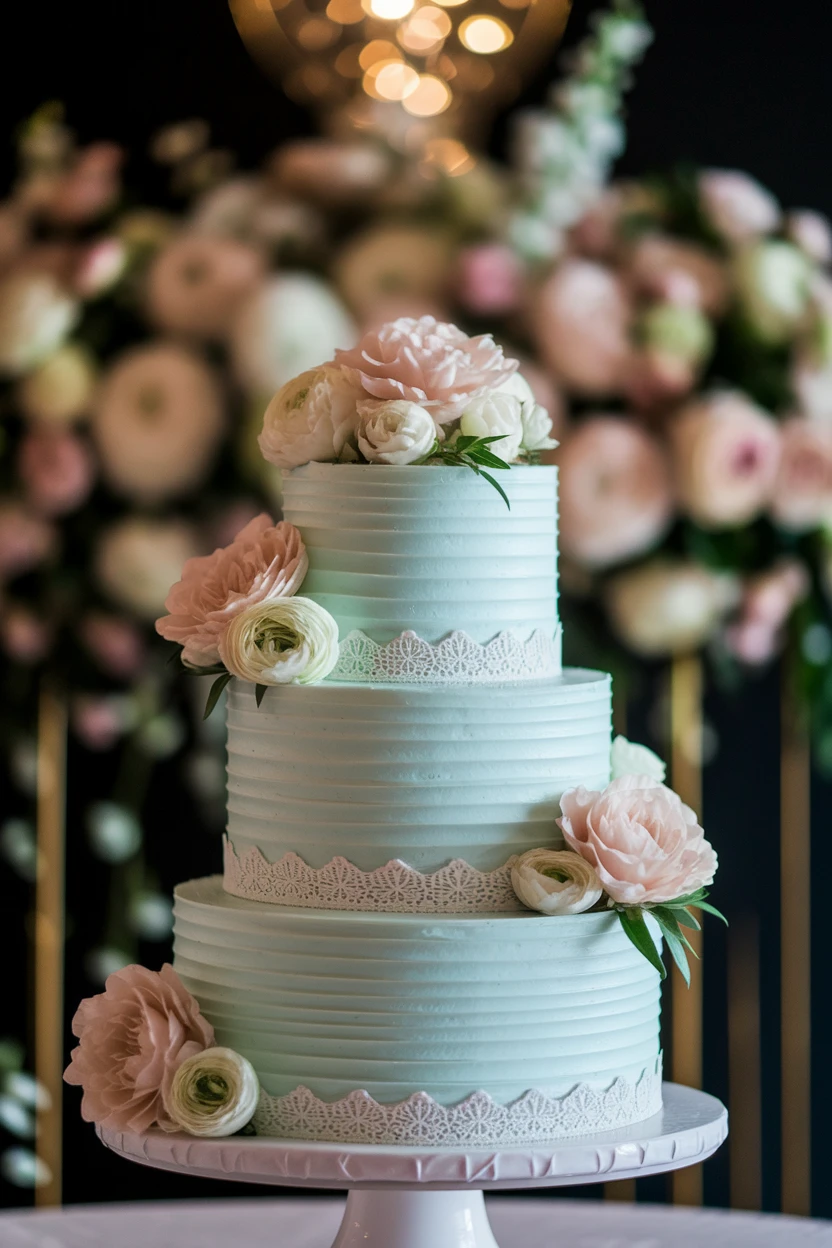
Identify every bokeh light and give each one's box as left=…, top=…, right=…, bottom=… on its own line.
left=459, top=15, right=513, bottom=53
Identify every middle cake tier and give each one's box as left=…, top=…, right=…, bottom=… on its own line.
left=224, top=669, right=611, bottom=912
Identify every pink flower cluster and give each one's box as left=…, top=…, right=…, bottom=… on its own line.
left=155, top=513, right=308, bottom=667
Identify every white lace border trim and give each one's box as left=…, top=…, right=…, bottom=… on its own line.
left=223, top=840, right=521, bottom=913
left=252, top=1060, right=664, bottom=1146
left=327, top=627, right=562, bottom=685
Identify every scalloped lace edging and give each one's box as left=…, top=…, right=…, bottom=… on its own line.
left=223, top=840, right=521, bottom=912
left=252, top=1059, right=664, bottom=1146
left=327, top=627, right=562, bottom=684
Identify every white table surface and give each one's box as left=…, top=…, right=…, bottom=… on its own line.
left=1, top=1198, right=830, bottom=1247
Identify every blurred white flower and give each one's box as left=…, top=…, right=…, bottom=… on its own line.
left=607, top=560, right=740, bottom=657
left=150, top=119, right=210, bottom=165
left=86, top=801, right=142, bottom=863
left=129, top=892, right=174, bottom=940
left=75, top=238, right=128, bottom=298
left=0, top=1096, right=35, bottom=1139
left=92, top=343, right=225, bottom=504
left=734, top=240, right=812, bottom=343
left=0, top=1148, right=51, bottom=1189
left=0, top=819, right=38, bottom=883
left=17, top=344, right=97, bottom=424
left=136, top=713, right=186, bottom=759
left=4, top=1072, right=50, bottom=1111
left=0, top=272, right=78, bottom=376
left=95, top=517, right=200, bottom=619
left=334, top=224, right=453, bottom=324
left=786, top=210, right=832, bottom=266
left=230, top=274, right=356, bottom=395
left=699, top=169, right=780, bottom=245
left=146, top=233, right=264, bottom=340
left=84, top=946, right=133, bottom=986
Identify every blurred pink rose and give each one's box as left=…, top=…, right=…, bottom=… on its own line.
left=271, top=139, right=392, bottom=205
left=557, top=417, right=673, bottom=568
left=627, top=235, right=729, bottom=314
left=671, top=393, right=781, bottom=528
left=570, top=183, right=664, bottom=260
left=334, top=316, right=517, bottom=418
left=625, top=349, right=697, bottom=410
left=49, top=143, right=123, bottom=225
left=75, top=238, right=128, bottom=298
left=156, top=514, right=308, bottom=667
left=0, top=504, right=56, bottom=578
left=698, top=170, right=780, bottom=245
left=457, top=244, right=523, bottom=317
left=64, top=963, right=214, bottom=1132
left=19, top=428, right=95, bottom=516
left=725, top=559, right=809, bottom=666
left=533, top=259, right=634, bottom=396
left=79, top=613, right=145, bottom=680
left=146, top=233, right=264, bottom=339
left=72, top=696, right=131, bottom=751
left=1, top=606, right=52, bottom=664
left=558, top=774, right=717, bottom=906
left=606, top=559, right=740, bottom=657
left=786, top=210, right=832, bottom=265
left=771, top=417, right=832, bottom=532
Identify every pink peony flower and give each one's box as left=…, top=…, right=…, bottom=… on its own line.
left=558, top=774, right=717, bottom=907
left=146, top=233, right=264, bottom=340
left=627, top=235, right=729, bottom=315
left=79, top=612, right=146, bottom=680
left=698, top=170, right=780, bottom=246
left=333, top=316, right=517, bottom=419
left=48, top=143, right=123, bottom=225
left=624, top=348, right=698, bottom=411
left=72, top=695, right=132, bottom=751
left=557, top=417, right=673, bottom=569
left=18, top=428, right=95, bottom=517
left=456, top=244, right=523, bottom=317
left=771, top=417, right=832, bottom=532
left=533, top=259, right=634, bottom=396
left=725, top=559, right=808, bottom=666
left=63, top=963, right=214, bottom=1133
left=75, top=238, right=128, bottom=298
left=671, top=393, right=781, bottom=529
left=156, top=514, right=308, bottom=667
left=1, top=606, right=52, bottom=664
left=0, top=504, right=56, bottom=579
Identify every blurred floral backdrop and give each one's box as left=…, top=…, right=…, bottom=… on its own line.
left=2, top=0, right=832, bottom=1197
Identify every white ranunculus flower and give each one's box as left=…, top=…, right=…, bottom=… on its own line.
left=219, top=596, right=339, bottom=687
left=0, top=273, right=79, bottom=377
left=162, top=1047, right=259, bottom=1138
left=610, top=734, right=666, bottom=783
left=459, top=391, right=523, bottom=461
left=230, top=274, right=356, bottom=395
left=734, top=240, right=813, bottom=344
left=259, top=365, right=362, bottom=470
left=357, top=401, right=436, bottom=465
left=520, top=402, right=557, bottom=453
left=511, top=848, right=603, bottom=916
left=18, top=345, right=97, bottom=425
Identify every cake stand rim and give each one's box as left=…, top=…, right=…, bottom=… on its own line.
left=97, top=1081, right=728, bottom=1192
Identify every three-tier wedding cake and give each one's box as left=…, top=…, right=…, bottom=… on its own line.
left=65, top=319, right=718, bottom=1149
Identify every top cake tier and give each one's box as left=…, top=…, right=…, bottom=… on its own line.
left=281, top=463, right=559, bottom=654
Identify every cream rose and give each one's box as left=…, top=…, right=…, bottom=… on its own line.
left=734, top=240, right=812, bottom=343
left=0, top=272, right=79, bottom=377
left=459, top=391, right=523, bottom=461
left=511, top=848, right=603, bottom=916
left=558, top=774, right=717, bottom=906
left=219, top=596, right=339, bottom=686
left=698, top=170, right=780, bottom=245
left=606, top=559, right=740, bottom=657
left=357, top=401, right=436, bottom=465
left=18, top=345, right=97, bottom=425
left=610, top=734, right=666, bottom=783
left=259, top=365, right=362, bottom=470
left=162, top=1046, right=259, bottom=1138
left=520, top=402, right=557, bottom=453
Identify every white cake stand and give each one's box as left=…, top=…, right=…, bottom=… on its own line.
left=99, top=1082, right=727, bottom=1248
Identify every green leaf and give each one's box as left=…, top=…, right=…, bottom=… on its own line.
left=255, top=683, right=268, bottom=708
left=617, top=909, right=666, bottom=980
left=691, top=900, right=728, bottom=924
left=658, top=922, right=691, bottom=987
left=652, top=908, right=697, bottom=957
left=478, top=470, right=511, bottom=510
left=672, top=907, right=701, bottom=932
left=454, top=435, right=478, bottom=451
left=468, top=447, right=512, bottom=471
left=203, top=672, right=232, bottom=720
left=670, top=889, right=708, bottom=906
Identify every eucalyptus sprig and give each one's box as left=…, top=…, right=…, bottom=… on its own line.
left=430, top=435, right=513, bottom=509
left=615, top=888, right=727, bottom=985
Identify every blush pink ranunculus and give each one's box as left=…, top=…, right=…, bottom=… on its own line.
left=626, top=235, right=729, bottom=315
left=155, top=514, right=308, bottom=667
left=671, top=392, right=781, bottom=529
left=557, top=417, right=673, bottom=569
left=18, top=427, right=95, bottom=517
left=533, top=259, right=635, bottom=397
left=63, top=963, right=214, bottom=1133
left=771, top=417, right=832, bottom=532
left=724, top=559, right=809, bottom=667
left=456, top=244, right=524, bottom=317
left=558, top=774, right=718, bottom=907
left=333, top=316, right=517, bottom=420
left=0, top=504, right=56, bottom=579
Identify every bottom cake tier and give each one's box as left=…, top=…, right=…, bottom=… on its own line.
left=173, top=877, right=663, bottom=1146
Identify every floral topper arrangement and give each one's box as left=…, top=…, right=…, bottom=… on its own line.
left=259, top=316, right=557, bottom=507
left=511, top=736, right=725, bottom=983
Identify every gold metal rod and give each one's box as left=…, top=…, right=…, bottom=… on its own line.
left=780, top=666, right=811, bottom=1215
left=728, top=915, right=762, bottom=1210
left=669, top=654, right=703, bottom=1206
left=34, top=681, right=67, bottom=1208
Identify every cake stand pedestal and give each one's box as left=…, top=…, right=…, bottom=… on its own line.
left=99, top=1082, right=727, bottom=1248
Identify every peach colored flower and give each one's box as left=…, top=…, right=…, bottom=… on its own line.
left=0, top=504, right=56, bottom=579
left=1, top=606, right=52, bottom=664
left=457, top=244, right=523, bottom=317
left=771, top=417, right=832, bottom=532
left=558, top=774, right=717, bottom=906
left=333, top=316, right=517, bottom=420
left=627, top=235, right=729, bottom=315
left=71, top=695, right=133, bottom=751
left=96, top=518, right=201, bottom=620
left=606, top=559, right=740, bottom=657
left=272, top=138, right=392, bottom=206
left=146, top=233, right=264, bottom=340
left=557, top=417, right=673, bottom=568
left=63, top=963, right=214, bottom=1133
left=671, top=393, right=781, bottom=529
left=698, top=170, right=780, bottom=245
left=18, top=428, right=95, bottom=517
left=533, top=259, right=634, bottom=396
left=79, top=613, right=146, bottom=680
left=48, top=143, right=122, bottom=225
left=725, top=559, right=809, bottom=666
left=156, top=514, right=307, bottom=667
